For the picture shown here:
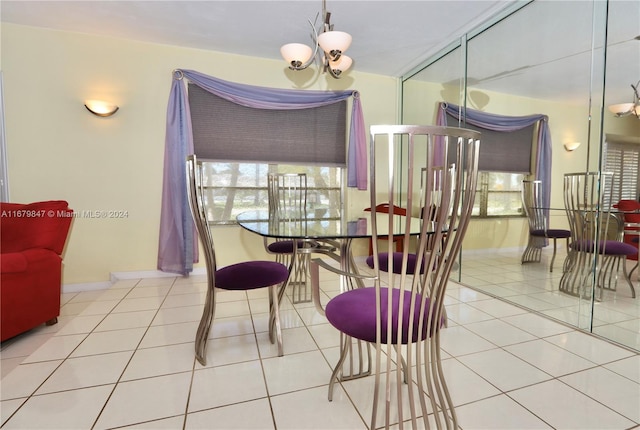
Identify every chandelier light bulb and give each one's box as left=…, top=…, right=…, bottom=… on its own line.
left=317, top=31, right=352, bottom=61
left=329, top=55, right=353, bottom=76
left=280, top=43, right=313, bottom=69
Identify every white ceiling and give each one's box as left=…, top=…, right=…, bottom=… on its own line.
left=1, top=0, right=638, bottom=104
left=1, top=0, right=514, bottom=77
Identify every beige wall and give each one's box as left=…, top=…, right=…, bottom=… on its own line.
left=2, top=23, right=398, bottom=285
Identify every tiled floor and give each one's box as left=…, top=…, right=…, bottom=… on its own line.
left=459, top=248, right=640, bottom=351
left=1, top=257, right=639, bottom=429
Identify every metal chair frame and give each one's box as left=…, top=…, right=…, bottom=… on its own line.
left=264, top=172, right=320, bottom=304
left=311, top=125, right=480, bottom=429
left=186, top=155, right=287, bottom=365
left=521, top=179, right=570, bottom=272
left=560, top=172, right=636, bottom=300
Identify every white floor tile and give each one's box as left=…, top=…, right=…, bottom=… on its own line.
left=262, top=350, right=333, bottom=395
left=464, top=319, right=537, bottom=347
left=457, top=348, right=552, bottom=392
left=604, top=355, right=640, bottom=384
left=544, top=330, right=636, bottom=364
left=1, top=268, right=638, bottom=430
left=22, top=333, right=87, bottom=363
left=560, top=366, right=640, bottom=422
left=504, top=339, right=597, bottom=377
left=94, top=372, right=192, bottom=429
left=1, top=360, right=62, bottom=400
left=456, top=394, right=552, bottom=429
left=439, top=325, right=497, bottom=357
left=94, top=310, right=156, bottom=332
left=271, top=385, right=366, bottom=429
left=69, top=327, right=146, bottom=358
left=188, top=360, right=267, bottom=412
left=186, top=398, right=274, bottom=429
left=121, top=343, right=195, bottom=381
left=3, top=384, right=114, bottom=429
left=36, top=351, right=132, bottom=394
left=509, top=379, right=636, bottom=429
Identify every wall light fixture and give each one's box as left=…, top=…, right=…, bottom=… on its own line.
left=564, top=141, right=581, bottom=152
left=84, top=100, right=119, bottom=117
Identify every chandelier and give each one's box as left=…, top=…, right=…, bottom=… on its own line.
left=280, top=0, right=353, bottom=78
left=608, top=81, right=640, bottom=119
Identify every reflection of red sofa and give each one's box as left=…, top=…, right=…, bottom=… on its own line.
left=614, top=200, right=640, bottom=253
left=1, top=201, right=73, bottom=341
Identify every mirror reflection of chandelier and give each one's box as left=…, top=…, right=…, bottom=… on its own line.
left=280, top=0, right=353, bottom=78
left=608, top=80, right=640, bottom=119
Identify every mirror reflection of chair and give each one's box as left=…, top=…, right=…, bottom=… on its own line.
left=312, top=125, right=480, bottom=429
left=560, top=172, right=637, bottom=300
left=186, top=155, right=290, bottom=365
left=615, top=199, right=640, bottom=297
left=521, top=179, right=571, bottom=272
left=264, top=173, right=318, bottom=304
left=364, top=203, right=407, bottom=257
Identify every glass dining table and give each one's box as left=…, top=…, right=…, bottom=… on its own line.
left=236, top=208, right=430, bottom=381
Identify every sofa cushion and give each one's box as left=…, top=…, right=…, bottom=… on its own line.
left=1, top=201, right=73, bottom=254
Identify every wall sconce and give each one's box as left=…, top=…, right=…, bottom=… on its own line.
left=84, top=100, right=119, bottom=117
left=564, top=141, right=581, bottom=152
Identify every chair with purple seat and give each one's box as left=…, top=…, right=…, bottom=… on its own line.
left=521, top=179, right=571, bottom=272
left=187, top=155, right=290, bottom=365
left=560, top=172, right=637, bottom=300
left=311, top=125, right=480, bottom=429
left=263, top=172, right=323, bottom=304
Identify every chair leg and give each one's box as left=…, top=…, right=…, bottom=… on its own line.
left=45, top=317, right=58, bottom=326
left=622, top=258, right=637, bottom=299
left=549, top=238, right=558, bottom=272
left=268, top=284, right=284, bottom=356
left=328, top=334, right=351, bottom=401
left=195, top=274, right=217, bottom=366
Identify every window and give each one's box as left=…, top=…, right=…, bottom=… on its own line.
left=199, top=162, right=343, bottom=225
left=445, top=113, right=535, bottom=218
left=604, top=137, right=640, bottom=207
left=473, top=172, right=525, bottom=217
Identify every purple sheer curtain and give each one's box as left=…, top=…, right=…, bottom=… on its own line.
left=436, top=102, right=552, bottom=210
left=158, top=69, right=366, bottom=275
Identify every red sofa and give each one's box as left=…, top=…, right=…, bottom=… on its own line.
left=1, top=200, right=73, bottom=341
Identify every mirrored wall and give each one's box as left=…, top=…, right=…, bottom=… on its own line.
left=402, top=0, right=640, bottom=351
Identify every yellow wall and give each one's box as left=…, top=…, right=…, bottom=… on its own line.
left=2, top=23, right=398, bottom=285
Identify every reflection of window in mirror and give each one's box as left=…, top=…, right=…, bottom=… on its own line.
left=603, top=134, right=640, bottom=207
left=445, top=112, right=536, bottom=218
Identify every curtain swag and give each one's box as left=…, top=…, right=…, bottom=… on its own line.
left=436, top=101, right=552, bottom=212
left=158, top=69, right=367, bottom=275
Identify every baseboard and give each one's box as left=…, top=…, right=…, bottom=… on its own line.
left=62, top=267, right=207, bottom=293
left=62, top=281, right=112, bottom=294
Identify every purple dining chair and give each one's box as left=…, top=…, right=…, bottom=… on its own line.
left=186, top=155, right=289, bottom=365
left=311, top=125, right=481, bottom=429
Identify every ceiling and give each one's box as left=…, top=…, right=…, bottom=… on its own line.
left=1, top=0, right=514, bottom=78
left=1, top=1, right=638, bottom=105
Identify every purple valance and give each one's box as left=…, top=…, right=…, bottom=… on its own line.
left=437, top=102, right=552, bottom=211
left=158, top=69, right=366, bottom=275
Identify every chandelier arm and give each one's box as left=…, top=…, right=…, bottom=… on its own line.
left=632, top=81, right=639, bottom=102
left=288, top=18, right=321, bottom=71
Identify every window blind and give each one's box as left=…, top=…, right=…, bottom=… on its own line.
left=446, top=113, right=535, bottom=173
left=188, top=83, right=347, bottom=166
left=604, top=142, right=640, bottom=206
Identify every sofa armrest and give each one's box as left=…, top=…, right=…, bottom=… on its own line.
left=1, top=201, right=73, bottom=254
